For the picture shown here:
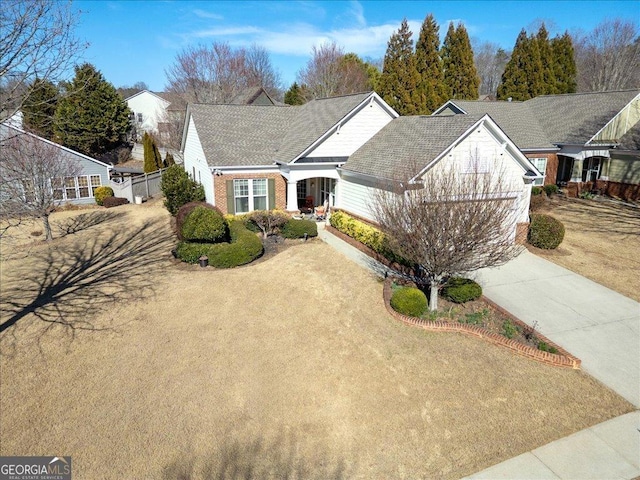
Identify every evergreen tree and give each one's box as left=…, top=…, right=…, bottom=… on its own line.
left=497, top=29, right=544, bottom=101
left=551, top=32, right=577, bottom=94
left=378, top=19, right=420, bottom=115
left=535, top=24, right=557, bottom=94
left=54, top=63, right=131, bottom=157
left=143, top=132, right=163, bottom=173
left=441, top=22, right=479, bottom=100
left=414, top=14, right=450, bottom=114
left=165, top=151, right=176, bottom=167
left=22, top=78, right=59, bottom=140
left=284, top=82, right=307, bottom=105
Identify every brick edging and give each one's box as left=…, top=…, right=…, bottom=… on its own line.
left=383, top=280, right=581, bottom=369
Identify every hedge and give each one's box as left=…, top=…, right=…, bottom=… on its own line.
left=280, top=219, right=318, bottom=238
left=180, top=205, right=228, bottom=243
left=329, top=211, right=408, bottom=265
left=441, top=277, right=482, bottom=303
left=528, top=214, right=565, bottom=249
left=175, top=220, right=263, bottom=268
left=390, top=286, right=428, bottom=317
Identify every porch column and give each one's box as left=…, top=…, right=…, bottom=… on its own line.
left=286, top=180, right=298, bottom=211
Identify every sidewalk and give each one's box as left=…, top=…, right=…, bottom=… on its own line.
left=318, top=224, right=640, bottom=479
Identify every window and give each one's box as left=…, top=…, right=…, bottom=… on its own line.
left=90, top=175, right=102, bottom=195
left=65, top=177, right=77, bottom=199
left=530, top=157, right=547, bottom=186
left=137, top=113, right=143, bottom=123
left=297, top=180, right=307, bottom=202
left=233, top=178, right=268, bottom=213
left=59, top=175, right=101, bottom=201
left=320, top=178, right=335, bottom=206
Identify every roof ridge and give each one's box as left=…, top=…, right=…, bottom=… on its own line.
left=309, top=91, right=372, bottom=102
left=531, top=88, right=640, bottom=100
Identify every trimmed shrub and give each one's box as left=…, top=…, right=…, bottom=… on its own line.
left=441, top=277, right=482, bottom=303
left=161, top=165, right=206, bottom=215
left=175, top=220, right=263, bottom=268
left=330, top=211, right=408, bottom=265
left=531, top=186, right=544, bottom=196
left=177, top=203, right=228, bottom=243
left=543, top=184, right=558, bottom=197
left=281, top=219, right=318, bottom=238
left=103, top=196, right=129, bottom=208
left=528, top=214, right=565, bottom=249
left=94, top=186, right=114, bottom=206
left=390, top=287, right=428, bottom=317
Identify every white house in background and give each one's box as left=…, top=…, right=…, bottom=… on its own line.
left=125, top=90, right=171, bottom=139
left=181, top=91, right=538, bottom=240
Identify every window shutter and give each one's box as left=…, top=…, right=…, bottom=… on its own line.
left=268, top=178, right=275, bottom=210
left=226, top=180, right=234, bottom=214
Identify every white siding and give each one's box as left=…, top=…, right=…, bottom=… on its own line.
left=182, top=116, right=214, bottom=204
left=127, top=91, right=170, bottom=134
left=337, top=178, right=379, bottom=221
left=306, top=100, right=394, bottom=158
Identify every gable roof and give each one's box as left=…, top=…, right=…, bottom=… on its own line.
left=342, top=114, right=485, bottom=181
left=124, top=89, right=171, bottom=107
left=186, top=92, right=378, bottom=167
left=435, top=90, right=640, bottom=150
left=229, top=86, right=277, bottom=106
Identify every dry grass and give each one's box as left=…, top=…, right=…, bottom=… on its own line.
left=532, top=197, right=640, bottom=302
left=0, top=203, right=633, bottom=479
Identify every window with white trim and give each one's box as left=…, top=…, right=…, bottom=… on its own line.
left=57, top=175, right=102, bottom=201
left=234, top=178, right=267, bottom=213
left=530, top=157, right=547, bottom=186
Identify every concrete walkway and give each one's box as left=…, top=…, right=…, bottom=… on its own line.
left=317, top=224, right=640, bottom=479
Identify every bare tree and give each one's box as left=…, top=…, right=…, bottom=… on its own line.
left=0, top=0, right=86, bottom=120
left=574, top=19, right=640, bottom=92
left=164, top=42, right=282, bottom=104
left=473, top=41, right=510, bottom=97
left=0, top=127, right=81, bottom=241
left=373, top=160, right=523, bottom=310
left=297, top=43, right=372, bottom=100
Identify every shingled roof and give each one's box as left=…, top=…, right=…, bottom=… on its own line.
left=188, top=92, right=374, bottom=167
left=342, top=115, right=483, bottom=180
left=438, top=89, right=639, bottom=149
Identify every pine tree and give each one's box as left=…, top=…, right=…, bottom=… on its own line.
left=165, top=151, right=176, bottom=167
left=535, top=24, right=557, bottom=94
left=378, top=19, right=420, bottom=115
left=551, top=32, right=577, bottom=94
left=441, top=22, right=479, bottom=100
left=54, top=63, right=131, bottom=157
left=284, top=82, right=307, bottom=105
left=414, top=14, right=450, bottom=114
left=22, top=78, right=59, bottom=139
left=497, top=29, right=544, bottom=101
left=153, top=136, right=163, bottom=169
left=143, top=132, right=155, bottom=173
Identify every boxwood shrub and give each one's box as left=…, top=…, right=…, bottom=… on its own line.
left=179, top=204, right=228, bottom=243
left=280, top=219, right=318, bottom=238
left=543, top=184, right=559, bottom=197
left=94, top=186, right=114, bottom=206
left=528, top=213, right=565, bottom=249
left=441, top=277, right=482, bottom=303
left=175, top=220, right=263, bottom=267
left=390, top=286, right=428, bottom=317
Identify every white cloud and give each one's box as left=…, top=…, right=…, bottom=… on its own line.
left=193, top=8, right=224, bottom=20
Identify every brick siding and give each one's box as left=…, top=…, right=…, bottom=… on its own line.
left=213, top=172, right=287, bottom=214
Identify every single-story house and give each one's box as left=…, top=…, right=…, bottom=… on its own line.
left=433, top=89, right=640, bottom=198
left=0, top=123, right=112, bottom=205
left=181, top=91, right=537, bottom=240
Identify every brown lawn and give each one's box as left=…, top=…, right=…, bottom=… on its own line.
left=0, top=202, right=633, bottom=479
left=532, top=197, right=640, bottom=302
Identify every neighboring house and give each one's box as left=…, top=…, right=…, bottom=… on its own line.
left=0, top=123, right=112, bottom=205
left=339, top=114, right=536, bottom=241
left=433, top=90, right=640, bottom=198
left=181, top=92, right=537, bottom=241
left=228, top=86, right=279, bottom=106
left=125, top=90, right=171, bottom=139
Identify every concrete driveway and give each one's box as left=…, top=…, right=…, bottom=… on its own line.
left=477, top=250, right=640, bottom=408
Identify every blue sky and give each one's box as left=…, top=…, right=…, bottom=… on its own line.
left=74, top=0, right=639, bottom=92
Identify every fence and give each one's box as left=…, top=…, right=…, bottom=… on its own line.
left=110, top=168, right=166, bottom=203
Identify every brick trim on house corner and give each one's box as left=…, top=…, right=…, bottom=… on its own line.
left=383, top=280, right=581, bottom=369
left=213, top=172, right=287, bottom=214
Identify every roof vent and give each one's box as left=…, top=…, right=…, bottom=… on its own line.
left=507, top=97, right=512, bottom=102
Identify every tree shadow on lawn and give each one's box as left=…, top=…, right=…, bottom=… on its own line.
left=162, top=429, right=350, bottom=480
left=55, top=210, right=127, bottom=237
left=550, top=199, right=640, bottom=236
left=0, top=216, right=174, bottom=351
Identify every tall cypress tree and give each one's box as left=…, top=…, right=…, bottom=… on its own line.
left=54, top=63, right=131, bottom=157
left=551, top=32, right=577, bottom=94
left=498, top=29, right=544, bottom=101
left=441, top=22, right=479, bottom=100
left=378, top=19, right=420, bottom=115
left=535, top=24, right=557, bottom=94
left=22, top=78, right=59, bottom=140
left=415, top=14, right=450, bottom=114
